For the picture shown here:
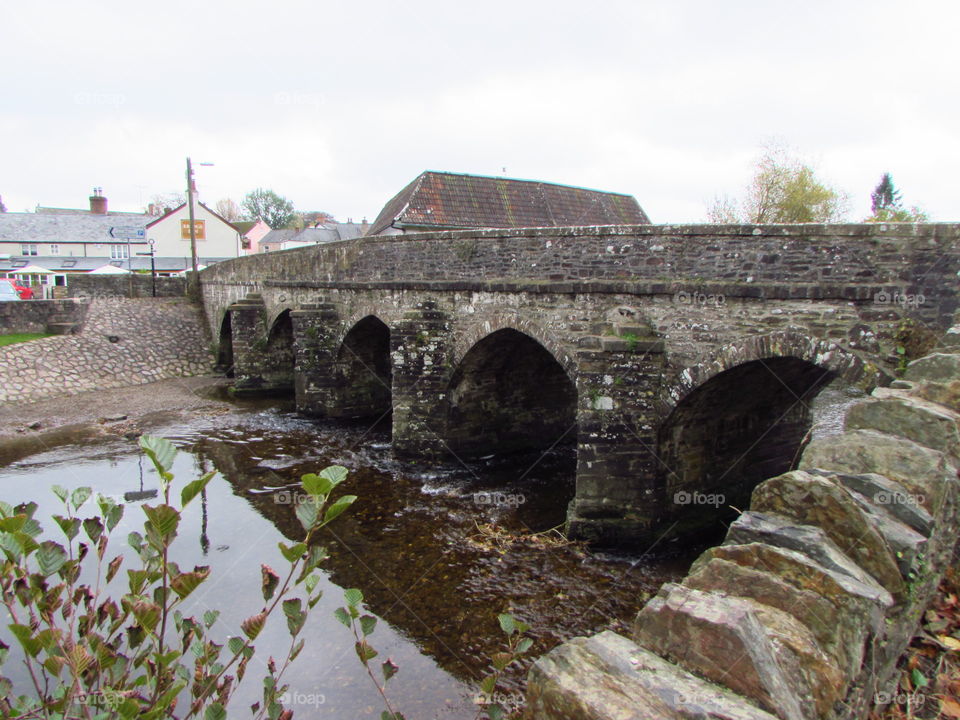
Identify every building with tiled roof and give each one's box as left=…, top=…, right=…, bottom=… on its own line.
left=367, top=171, right=650, bottom=236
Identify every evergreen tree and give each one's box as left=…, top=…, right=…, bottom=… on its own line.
left=870, top=173, right=901, bottom=214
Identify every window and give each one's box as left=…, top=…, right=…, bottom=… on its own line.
left=21, top=244, right=37, bottom=256
left=110, top=244, right=129, bottom=260
left=49, top=244, right=60, bottom=255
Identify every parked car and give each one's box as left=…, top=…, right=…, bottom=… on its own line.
left=0, top=281, right=21, bottom=301
left=0, top=278, right=32, bottom=299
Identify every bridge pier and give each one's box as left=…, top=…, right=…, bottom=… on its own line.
left=291, top=302, right=341, bottom=415
left=391, top=301, right=453, bottom=457
left=227, top=294, right=270, bottom=393
left=566, top=332, right=667, bottom=545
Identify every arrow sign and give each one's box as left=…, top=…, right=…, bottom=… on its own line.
left=109, top=226, right=146, bottom=240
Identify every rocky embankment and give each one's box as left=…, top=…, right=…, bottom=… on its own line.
left=526, top=322, right=960, bottom=720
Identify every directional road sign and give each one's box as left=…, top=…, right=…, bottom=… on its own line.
left=109, top=226, right=146, bottom=240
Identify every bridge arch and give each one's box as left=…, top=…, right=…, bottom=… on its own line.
left=452, top=314, right=577, bottom=381
left=661, top=331, right=879, bottom=413
left=215, top=311, right=234, bottom=377
left=656, top=332, right=881, bottom=537
left=444, top=326, right=577, bottom=459
left=331, top=314, right=392, bottom=420
left=263, top=309, right=295, bottom=393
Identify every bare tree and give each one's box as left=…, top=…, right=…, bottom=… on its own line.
left=215, top=198, right=241, bottom=222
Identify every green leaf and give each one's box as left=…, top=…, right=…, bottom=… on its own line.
left=516, top=637, right=534, bottom=654
left=911, top=667, right=928, bottom=688
left=261, top=564, right=280, bottom=601
left=354, top=640, right=378, bottom=663
left=51, top=485, right=69, bottom=503
left=139, top=435, right=177, bottom=474
left=71, top=487, right=93, bottom=512
left=9, top=624, right=41, bottom=657
left=204, top=702, right=227, bottom=720
left=360, top=614, right=377, bottom=637
left=0, top=514, right=27, bottom=534
left=319, top=465, right=348, bottom=486
left=83, top=517, right=104, bottom=543
left=204, top=610, right=220, bottom=628
left=131, top=600, right=161, bottom=633
left=497, top=613, right=516, bottom=636
left=381, top=658, right=399, bottom=683
left=344, top=588, right=363, bottom=607
left=301, top=473, right=332, bottom=498
left=278, top=541, right=307, bottom=563
left=333, top=607, right=351, bottom=628
left=323, top=495, right=357, bottom=525
left=305, top=573, right=320, bottom=594
left=487, top=704, right=505, bottom=720
left=294, top=497, right=319, bottom=531
left=170, top=567, right=210, bottom=599
left=181, top=471, right=216, bottom=508
left=36, top=540, right=68, bottom=576
left=282, top=598, right=306, bottom=637
left=227, top=636, right=246, bottom=656
left=143, top=504, right=179, bottom=541
left=241, top=612, right=267, bottom=640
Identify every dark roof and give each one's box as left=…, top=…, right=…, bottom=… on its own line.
left=233, top=220, right=258, bottom=236
left=367, top=171, right=650, bottom=236
left=36, top=206, right=147, bottom=217
left=0, top=212, right=148, bottom=243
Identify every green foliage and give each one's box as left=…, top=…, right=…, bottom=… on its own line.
left=707, top=142, right=848, bottom=224
left=865, top=173, right=928, bottom=222
left=241, top=188, right=297, bottom=229
left=0, top=333, right=52, bottom=347
left=0, top=435, right=354, bottom=720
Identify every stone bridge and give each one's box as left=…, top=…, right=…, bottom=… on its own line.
left=199, top=223, right=960, bottom=544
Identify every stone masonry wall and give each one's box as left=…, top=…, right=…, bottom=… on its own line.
left=200, top=223, right=960, bottom=335
left=525, top=319, right=960, bottom=720
left=64, top=274, right=187, bottom=300
left=0, top=298, right=213, bottom=404
left=0, top=299, right=89, bottom=335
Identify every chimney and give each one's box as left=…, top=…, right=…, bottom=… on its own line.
left=361, top=217, right=369, bottom=235
left=89, top=187, right=108, bottom=214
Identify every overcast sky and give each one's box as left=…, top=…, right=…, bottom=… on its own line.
left=2, top=0, right=957, bottom=224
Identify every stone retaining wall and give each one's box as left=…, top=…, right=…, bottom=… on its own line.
left=0, top=298, right=213, bottom=404
left=525, top=322, right=960, bottom=719
left=0, top=299, right=89, bottom=335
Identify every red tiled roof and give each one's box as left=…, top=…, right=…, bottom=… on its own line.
left=367, top=171, right=649, bottom=236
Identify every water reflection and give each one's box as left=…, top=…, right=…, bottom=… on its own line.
left=0, top=403, right=692, bottom=717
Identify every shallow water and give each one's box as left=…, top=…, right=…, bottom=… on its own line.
left=0, top=399, right=698, bottom=718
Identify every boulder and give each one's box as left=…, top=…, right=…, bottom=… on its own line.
left=904, top=352, right=960, bottom=383
left=634, top=583, right=808, bottom=720
left=805, top=470, right=934, bottom=537
left=724, top=511, right=879, bottom=585
left=525, top=630, right=780, bottom=720
left=846, top=391, right=960, bottom=463
left=800, top=430, right=957, bottom=516
left=750, top=470, right=904, bottom=596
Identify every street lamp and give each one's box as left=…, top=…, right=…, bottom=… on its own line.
left=186, top=157, right=214, bottom=274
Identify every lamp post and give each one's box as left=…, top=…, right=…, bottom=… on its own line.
left=185, top=157, right=214, bottom=274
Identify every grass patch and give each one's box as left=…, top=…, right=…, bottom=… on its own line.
left=0, top=333, right=52, bottom=347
